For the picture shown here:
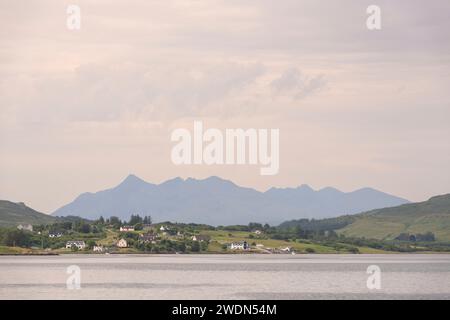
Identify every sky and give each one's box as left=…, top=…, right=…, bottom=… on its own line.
left=0, top=0, right=449, bottom=213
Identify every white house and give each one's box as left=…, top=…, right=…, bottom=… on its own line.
left=17, top=224, right=33, bottom=232
left=229, top=241, right=250, bottom=250
left=120, top=226, right=135, bottom=232
left=139, top=233, right=158, bottom=244
left=66, top=241, right=86, bottom=250
left=117, top=238, right=128, bottom=248
left=253, top=230, right=262, bottom=235
left=159, top=225, right=167, bottom=231
left=93, top=245, right=104, bottom=252
left=192, top=235, right=211, bottom=242
left=49, top=232, right=63, bottom=238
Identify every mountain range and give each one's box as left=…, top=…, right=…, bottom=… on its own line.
left=51, top=174, right=409, bottom=225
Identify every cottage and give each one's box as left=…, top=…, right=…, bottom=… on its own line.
left=93, top=245, right=104, bottom=252
left=49, top=232, right=63, bottom=238
left=17, top=224, right=33, bottom=232
left=139, top=233, right=158, bottom=243
left=253, top=230, right=262, bottom=235
left=66, top=241, right=86, bottom=250
left=116, top=238, right=128, bottom=248
left=120, top=226, right=135, bottom=232
left=229, top=241, right=250, bottom=250
left=192, top=235, right=211, bottom=242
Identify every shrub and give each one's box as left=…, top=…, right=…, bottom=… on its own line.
left=348, top=247, right=360, bottom=254
left=305, top=247, right=315, bottom=253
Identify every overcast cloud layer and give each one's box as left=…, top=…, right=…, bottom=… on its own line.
left=0, top=0, right=449, bottom=213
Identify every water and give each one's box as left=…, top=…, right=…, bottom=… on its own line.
left=0, top=254, right=449, bottom=299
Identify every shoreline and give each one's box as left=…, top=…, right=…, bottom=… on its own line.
left=1, top=251, right=448, bottom=256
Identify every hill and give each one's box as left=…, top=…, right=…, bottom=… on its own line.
left=338, top=194, right=450, bottom=241
left=280, top=194, right=450, bottom=241
left=0, top=200, right=57, bottom=227
left=52, top=174, right=409, bottom=225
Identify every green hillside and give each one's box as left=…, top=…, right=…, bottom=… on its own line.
left=338, top=194, right=450, bottom=241
left=0, top=200, right=56, bottom=227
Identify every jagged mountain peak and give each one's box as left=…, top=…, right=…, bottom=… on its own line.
left=52, top=175, right=410, bottom=225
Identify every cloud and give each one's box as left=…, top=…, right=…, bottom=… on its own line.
left=0, top=61, right=266, bottom=124
left=271, top=68, right=327, bottom=100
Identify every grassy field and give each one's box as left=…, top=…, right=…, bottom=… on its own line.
left=97, top=229, right=120, bottom=246
left=0, top=246, right=58, bottom=255
left=201, top=230, right=390, bottom=254
left=0, top=246, right=32, bottom=254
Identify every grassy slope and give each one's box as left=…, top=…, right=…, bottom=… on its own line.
left=0, top=246, right=33, bottom=254
left=0, top=246, right=58, bottom=255
left=201, top=230, right=389, bottom=254
left=338, top=194, right=450, bottom=241
left=0, top=200, right=56, bottom=227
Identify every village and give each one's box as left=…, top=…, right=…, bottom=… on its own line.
left=5, top=214, right=445, bottom=255
left=11, top=217, right=300, bottom=255
left=63, top=224, right=295, bottom=254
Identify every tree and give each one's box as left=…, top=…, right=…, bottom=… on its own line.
left=143, top=215, right=152, bottom=225
left=109, top=216, right=121, bottom=228
left=326, top=230, right=338, bottom=239
left=348, top=247, right=360, bottom=254
left=191, top=241, right=200, bottom=252
left=416, top=232, right=435, bottom=242
left=129, top=214, right=143, bottom=225
left=82, top=224, right=91, bottom=233
left=395, top=233, right=410, bottom=241
left=91, top=225, right=100, bottom=233
left=200, top=241, right=208, bottom=251
left=248, top=222, right=263, bottom=230
left=295, top=226, right=307, bottom=239
left=124, top=232, right=138, bottom=240
left=4, top=230, right=31, bottom=247
left=177, top=242, right=186, bottom=252
left=33, top=225, right=45, bottom=233
left=87, top=240, right=96, bottom=249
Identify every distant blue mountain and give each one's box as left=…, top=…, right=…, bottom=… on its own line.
left=52, top=175, right=410, bottom=225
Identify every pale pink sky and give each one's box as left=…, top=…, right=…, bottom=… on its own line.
left=1, top=0, right=449, bottom=213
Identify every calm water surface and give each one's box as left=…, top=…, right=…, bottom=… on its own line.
left=0, top=254, right=449, bottom=299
